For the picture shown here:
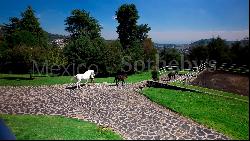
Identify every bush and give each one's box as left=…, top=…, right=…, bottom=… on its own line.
left=151, top=69, right=158, bottom=81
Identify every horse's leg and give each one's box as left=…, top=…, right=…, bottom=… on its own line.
left=116, top=79, right=119, bottom=87
left=76, top=80, right=80, bottom=89
left=122, top=79, right=124, bottom=86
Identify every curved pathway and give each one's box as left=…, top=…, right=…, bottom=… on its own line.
left=0, top=82, right=230, bottom=140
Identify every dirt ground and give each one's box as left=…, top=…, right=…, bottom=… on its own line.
left=191, top=70, right=249, bottom=96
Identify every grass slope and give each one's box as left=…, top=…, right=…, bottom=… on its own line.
left=143, top=87, right=249, bottom=140
left=0, top=71, right=151, bottom=86
left=0, top=114, right=123, bottom=140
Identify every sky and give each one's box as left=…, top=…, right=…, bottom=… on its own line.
left=0, top=0, right=249, bottom=44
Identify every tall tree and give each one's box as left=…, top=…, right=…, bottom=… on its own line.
left=160, top=47, right=181, bottom=67
left=115, top=4, right=139, bottom=49
left=207, top=37, right=230, bottom=63
left=116, top=3, right=152, bottom=72
left=20, top=6, right=41, bottom=34
left=188, top=45, right=209, bottom=65
left=20, top=6, right=48, bottom=46
left=136, top=24, right=151, bottom=42
left=103, top=40, right=123, bottom=75
left=143, top=38, right=157, bottom=66
left=116, top=4, right=151, bottom=49
left=2, top=6, right=48, bottom=47
left=65, top=9, right=102, bottom=39
left=64, top=9, right=105, bottom=74
left=2, top=17, right=20, bottom=48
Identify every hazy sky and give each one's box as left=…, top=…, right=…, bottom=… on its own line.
left=0, top=0, right=249, bottom=43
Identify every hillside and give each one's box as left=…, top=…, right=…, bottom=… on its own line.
left=46, top=32, right=68, bottom=42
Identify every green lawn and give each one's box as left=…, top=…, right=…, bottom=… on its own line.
left=0, top=71, right=152, bottom=86
left=142, top=87, right=249, bottom=140
left=0, top=114, right=123, bottom=140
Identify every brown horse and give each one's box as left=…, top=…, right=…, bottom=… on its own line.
left=114, top=73, right=128, bottom=86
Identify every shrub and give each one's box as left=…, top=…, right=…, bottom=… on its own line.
left=151, top=69, right=158, bottom=81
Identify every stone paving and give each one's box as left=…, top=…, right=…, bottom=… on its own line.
left=0, top=82, right=230, bottom=140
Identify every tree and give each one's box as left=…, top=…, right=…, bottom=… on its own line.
left=64, top=35, right=93, bottom=66
left=230, top=40, right=249, bottom=65
left=188, top=45, right=209, bottom=65
left=103, top=40, right=123, bottom=75
left=115, top=4, right=152, bottom=73
left=116, top=4, right=151, bottom=49
left=64, top=9, right=105, bottom=74
left=143, top=38, right=157, bottom=68
left=136, top=24, right=151, bottom=42
left=207, top=37, right=230, bottom=63
left=0, top=6, right=50, bottom=74
left=2, top=6, right=48, bottom=48
left=115, top=4, right=139, bottom=49
left=20, top=6, right=48, bottom=47
left=20, top=6, right=41, bottom=34
left=65, top=9, right=102, bottom=40
left=160, top=47, right=181, bottom=67
left=2, top=17, right=21, bottom=48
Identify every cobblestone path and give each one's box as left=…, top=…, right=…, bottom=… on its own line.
left=0, top=82, right=230, bottom=140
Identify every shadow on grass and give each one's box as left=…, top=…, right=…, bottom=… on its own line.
left=0, top=77, right=34, bottom=80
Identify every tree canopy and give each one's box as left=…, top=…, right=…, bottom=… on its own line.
left=2, top=6, right=48, bottom=48
left=65, top=9, right=102, bottom=40
left=115, top=4, right=151, bottom=49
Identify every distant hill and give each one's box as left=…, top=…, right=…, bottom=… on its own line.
left=189, top=39, right=212, bottom=46
left=45, top=32, right=69, bottom=42
left=189, top=38, right=247, bottom=47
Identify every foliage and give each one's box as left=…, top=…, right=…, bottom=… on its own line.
left=20, top=6, right=41, bottom=33
left=143, top=87, right=249, bottom=140
left=64, top=9, right=108, bottom=75
left=188, top=45, right=208, bottom=64
left=143, top=38, right=157, bottom=67
left=159, top=47, right=181, bottom=67
left=115, top=4, right=139, bottom=49
left=2, top=6, right=48, bottom=48
left=46, top=46, right=68, bottom=68
left=230, top=41, right=249, bottom=65
left=207, top=37, right=230, bottom=63
left=103, top=40, right=123, bottom=75
left=0, top=6, right=50, bottom=73
left=151, top=69, right=158, bottom=81
left=188, top=36, right=249, bottom=66
left=136, top=24, right=151, bottom=42
left=115, top=3, right=151, bottom=51
left=65, top=9, right=102, bottom=40
left=63, top=36, right=107, bottom=74
left=0, top=114, right=123, bottom=140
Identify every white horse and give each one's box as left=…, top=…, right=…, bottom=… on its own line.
left=74, top=70, right=95, bottom=89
